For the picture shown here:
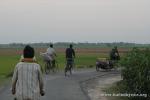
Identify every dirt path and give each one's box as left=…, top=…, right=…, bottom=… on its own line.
left=81, top=71, right=121, bottom=100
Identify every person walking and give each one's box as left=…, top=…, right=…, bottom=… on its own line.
left=12, top=45, right=45, bottom=100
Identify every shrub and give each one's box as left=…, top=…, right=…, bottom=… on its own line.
left=120, top=48, right=150, bottom=100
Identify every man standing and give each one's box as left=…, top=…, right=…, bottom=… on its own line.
left=65, top=44, right=75, bottom=76
left=110, top=46, right=120, bottom=61
left=12, top=45, right=45, bottom=100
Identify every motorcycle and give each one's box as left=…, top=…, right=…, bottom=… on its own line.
left=96, top=58, right=113, bottom=71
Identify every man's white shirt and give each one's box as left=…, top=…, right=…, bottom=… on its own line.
left=46, top=47, right=56, bottom=60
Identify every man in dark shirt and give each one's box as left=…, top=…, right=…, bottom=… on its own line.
left=65, top=44, right=75, bottom=76
left=66, top=44, right=75, bottom=59
left=110, top=46, right=120, bottom=61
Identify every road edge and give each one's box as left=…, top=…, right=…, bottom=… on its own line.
left=79, top=71, right=121, bottom=100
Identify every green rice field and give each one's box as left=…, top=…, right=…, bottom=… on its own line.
left=0, top=47, right=127, bottom=83
left=0, top=53, right=107, bottom=77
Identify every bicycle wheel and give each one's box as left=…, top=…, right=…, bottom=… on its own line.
left=65, top=63, right=72, bottom=76
left=65, top=63, right=69, bottom=76
left=69, top=64, right=72, bottom=75
left=45, top=62, right=50, bottom=74
left=54, top=61, right=59, bottom=72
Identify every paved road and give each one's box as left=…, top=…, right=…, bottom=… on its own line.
left=0, top=69, right=120, bottom=100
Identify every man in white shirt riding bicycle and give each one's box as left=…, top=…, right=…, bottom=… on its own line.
left=46, top=44, right=57, bottom=67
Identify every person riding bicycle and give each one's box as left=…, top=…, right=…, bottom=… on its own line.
left=65, top=44, right=75, bottom=75
left=46, top=44, right=57, bottom=68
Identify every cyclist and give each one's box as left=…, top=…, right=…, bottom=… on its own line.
left=65, top=44, right=75, bottom=76
left=46, top=44, right=57, bottom=68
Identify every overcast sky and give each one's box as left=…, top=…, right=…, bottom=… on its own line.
left=0, top=0, right=150, bottom=44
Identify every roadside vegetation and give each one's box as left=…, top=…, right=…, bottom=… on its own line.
left=105, top=48, right=150, bottom=100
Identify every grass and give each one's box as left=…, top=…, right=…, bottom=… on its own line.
left=0, top=51, right=108, bottom=77
left=75, top=53, right=108, bottom=67
left=0, top=55, right=20, bottom=76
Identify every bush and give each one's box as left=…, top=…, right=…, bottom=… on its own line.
left=120, top=48, right=150, bottom=100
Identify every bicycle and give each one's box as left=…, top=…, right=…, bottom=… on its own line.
left=40, top=52, right=58, bottom=74
left=44, top=60, right=51, bottom=74
left=65, top=58, right=74, bottom=76
left=44, top=59, right=59, bottom=74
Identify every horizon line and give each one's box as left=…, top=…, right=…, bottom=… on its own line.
left=0, top=42, right=150, bottom=45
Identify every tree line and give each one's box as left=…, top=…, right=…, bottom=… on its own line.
left=0, top=42, right=150, bottom=48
